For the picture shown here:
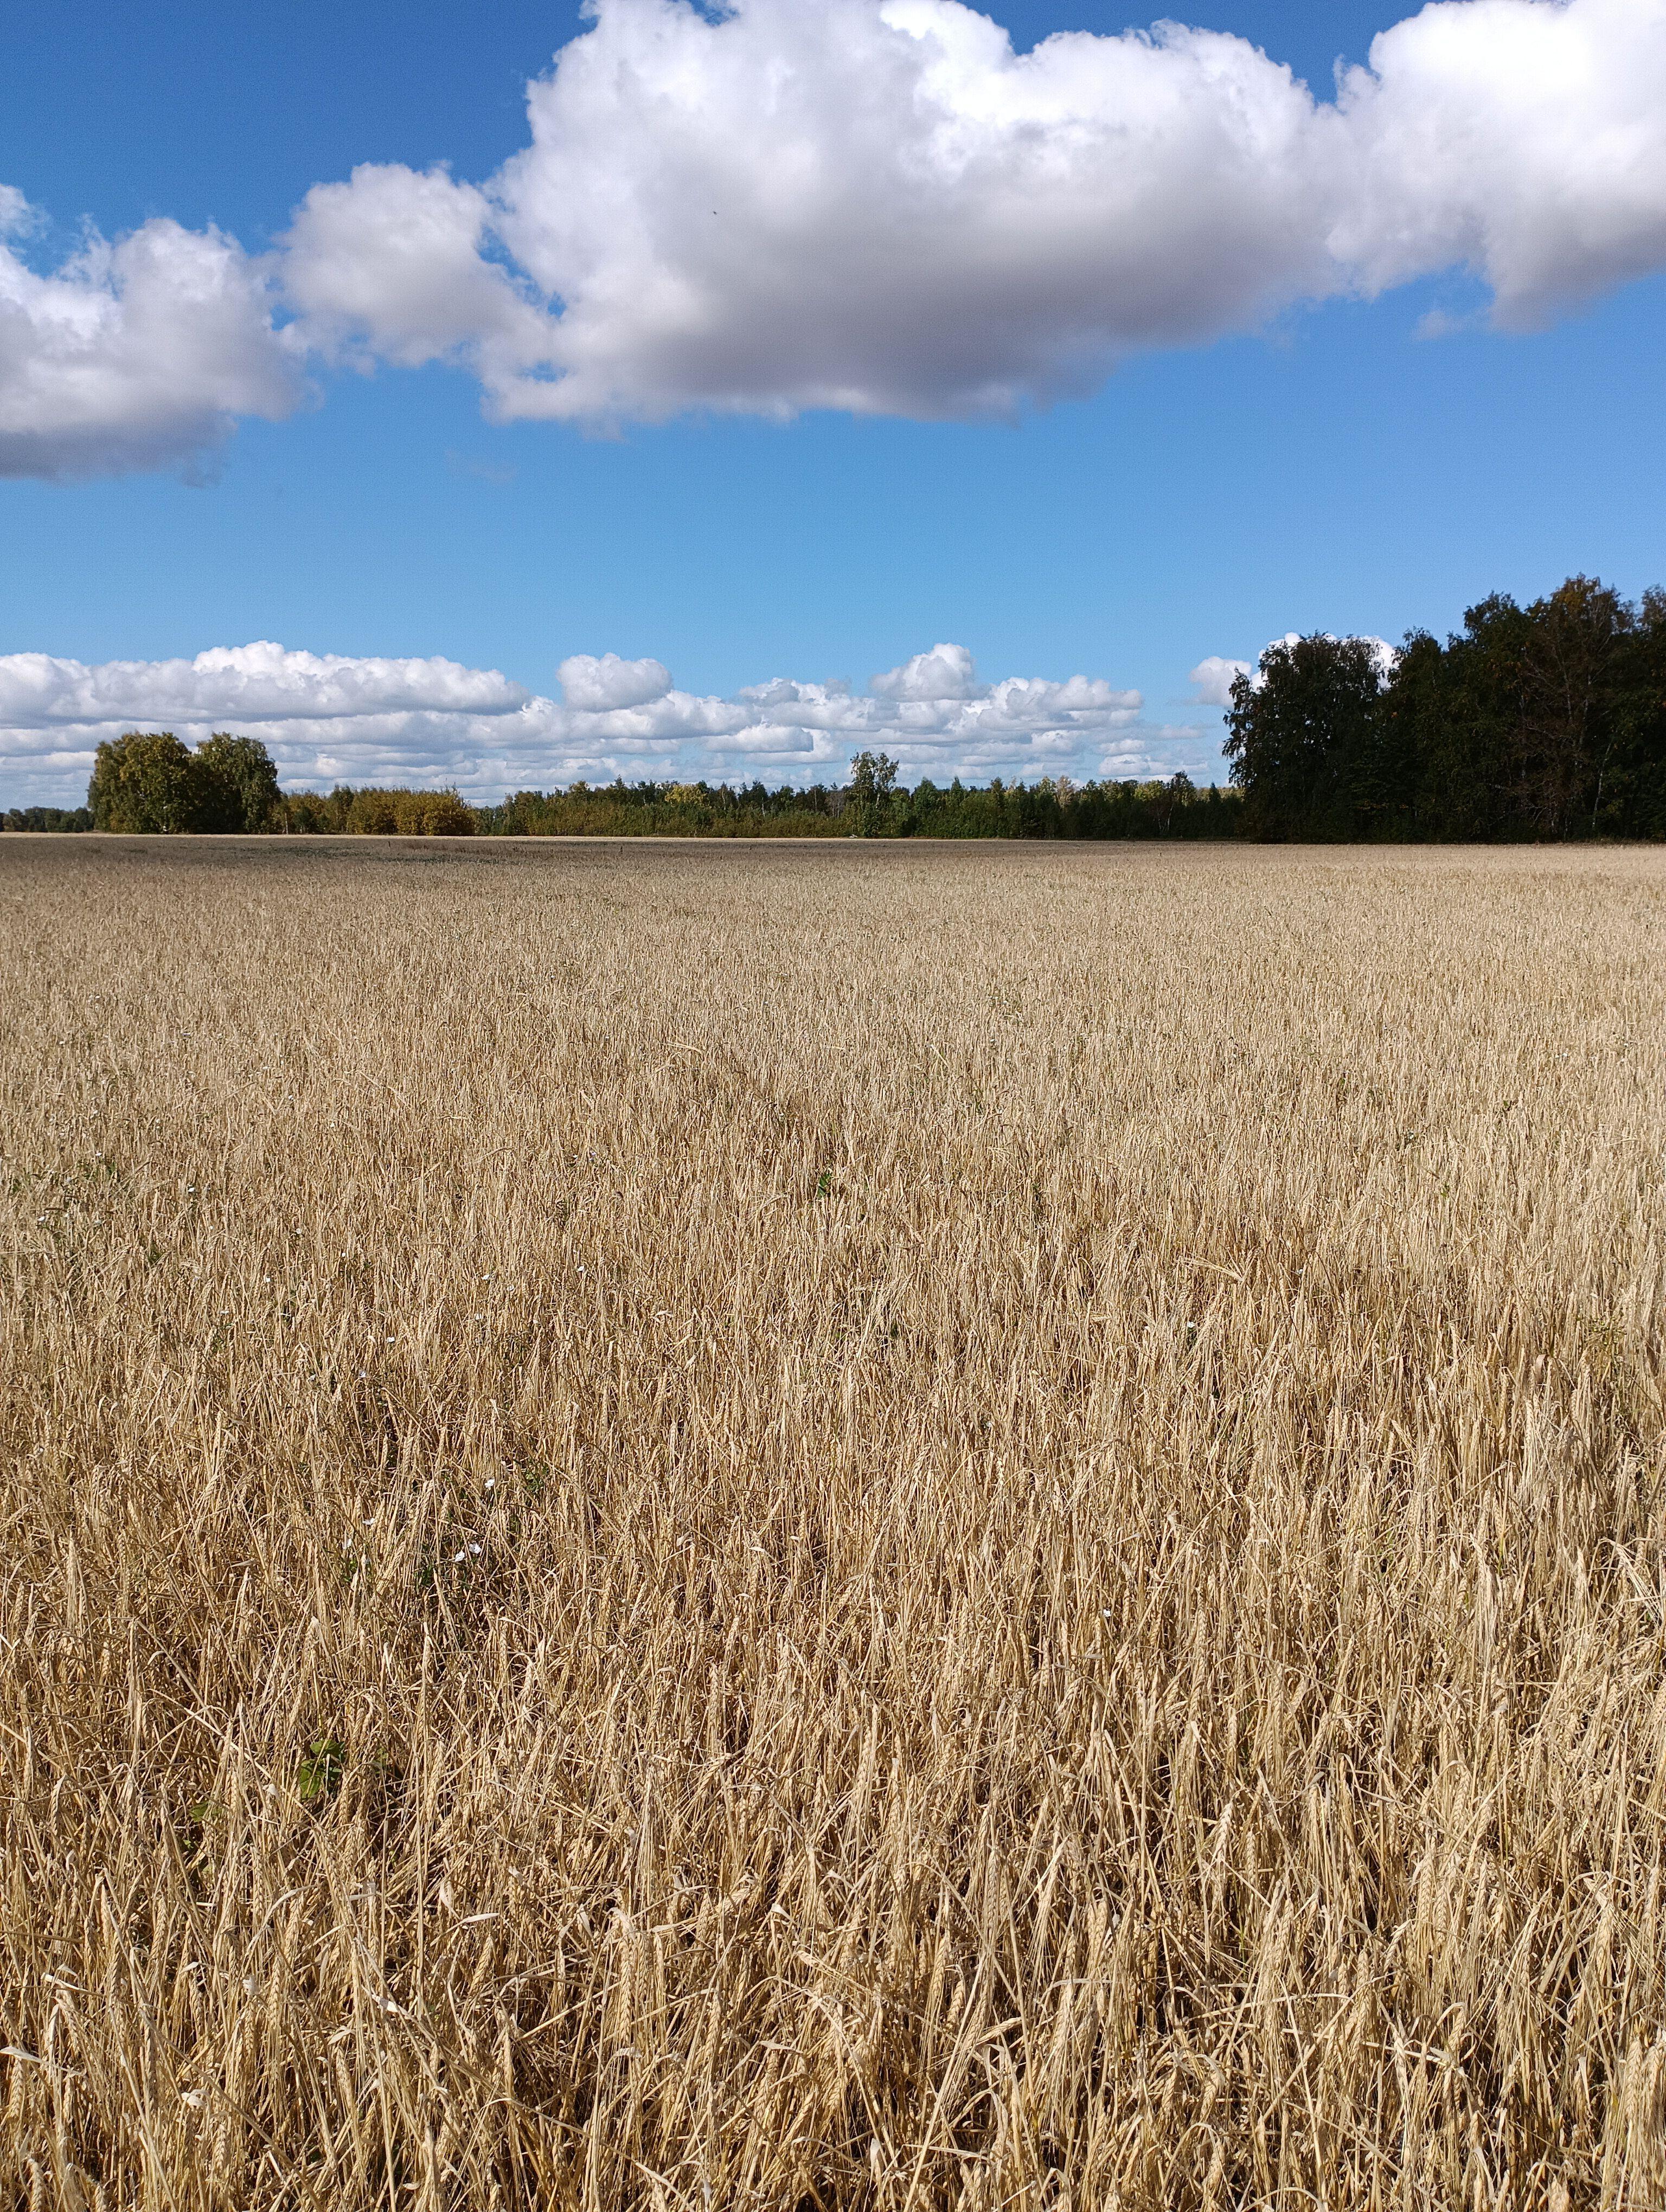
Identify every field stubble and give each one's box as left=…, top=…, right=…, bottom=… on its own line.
left=2, top=836, right=1664, bottom=2209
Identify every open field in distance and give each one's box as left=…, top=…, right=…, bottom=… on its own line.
left=3, top=837, right=1665, bottom=2209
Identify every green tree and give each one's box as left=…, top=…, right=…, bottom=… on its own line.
left=1513, top=577, right=1630, bottom=837
left=273, top=787, right=351, bottom=834
left=1403, top=580, right=1636, bottom=839
left=88, top=729, right=281, bottom=833
left=1148, top=770, right=1195, bottom=836
left=394, top=789, right=474, bottom=836
left=1225, top=636, right=1394, bottom=838
left=1601, top=588, right=1666, bottom=838
left=88, top=732, right=207, bottom=832
left=847, top=750, right=900, bottom=837
left=194, top=734, right=281, bottom=832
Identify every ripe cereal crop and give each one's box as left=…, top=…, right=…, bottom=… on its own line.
left=2, top=835, right=1664, bottom=2209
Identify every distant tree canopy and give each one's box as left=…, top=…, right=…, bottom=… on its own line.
left=2, top=805, right=92, bottom=832
left=470, top=772, right=1233, bottom=841
left=78, top=741, right=475, bottom=838
left=1226, top=577, right=1666, bottom=839
left=88, top=732, right=280, bottom=834
left=270, top=787, right=476, bottom=836
left=29, top=767, right=1238, bottom=844
left=195, top=734, right=283, bottom=834
left=344, top=789, right=476, bottom=837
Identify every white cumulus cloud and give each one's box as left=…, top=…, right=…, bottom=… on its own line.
left=0, top=642, right=526, bottom=729
left=0, top=197, right=299, bottom=479
left=1189, top=655, right=1254, bottom=706
left=279, top=0, right=1666, bottom=429
left=9, top=0, right=1664, bottom=474
left=1331, top=0, right=1666, bottom=323
left=0, top=638, right=1204, bottom=806
left=279, top=163, right=559, bottom=402
left=558, top=652, right=674, bottom=711
left=870, top=644, right=985, bottom=702
left=480, top=0, right=1332, bottom=423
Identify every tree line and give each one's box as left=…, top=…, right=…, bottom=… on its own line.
left=4, top=728, right=1234, bottom=840
left=1226, top=576, right=1666, bottom=839
left=478, top=758, right=1235, bottom=840
left=8, top=732, right=478, bottom=835
left=4, top=577, right=1661, bottom=841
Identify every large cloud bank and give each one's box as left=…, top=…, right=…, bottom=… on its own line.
left=0, top=639, right=1193, bottom=806
left=3, top=0, right=1665, bottom=474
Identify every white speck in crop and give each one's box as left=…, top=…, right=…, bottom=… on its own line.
left=484, top=1477, right=495, bottom=1490
left=453, top=1549, right=465, bottom=1562
left=470, top=1542, right=482, bottom=1556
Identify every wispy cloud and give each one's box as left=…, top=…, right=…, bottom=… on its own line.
left=446, top=448, right=517, bottom=485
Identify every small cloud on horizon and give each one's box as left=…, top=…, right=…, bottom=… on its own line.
left=0, top=638, right=1228, bottom=808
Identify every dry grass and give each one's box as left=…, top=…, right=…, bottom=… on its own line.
left=2, top=835, right=1664, bottom=2211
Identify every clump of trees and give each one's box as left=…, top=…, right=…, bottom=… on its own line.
left=87, top=732, right=281, bottom=833
left=341, top=789, right=475, bottom=837
left=886, top=771, right=1232, bottom=841
left=78, top=736, right=473, bottom=837
left=271, top=787, right=475, bottom=835
left=1227, top=577, right=1666, bottom=839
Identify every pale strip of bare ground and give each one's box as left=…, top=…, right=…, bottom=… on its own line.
left=1, top=838, right=1663, bottom=2211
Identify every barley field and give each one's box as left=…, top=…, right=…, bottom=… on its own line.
left=2, top=835, right=1664, bottom=2212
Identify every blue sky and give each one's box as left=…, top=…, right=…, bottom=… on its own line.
left=3, top=0, right=1664, bottom=802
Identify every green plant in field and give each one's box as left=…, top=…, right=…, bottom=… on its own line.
left=182, top=1796, right=225, bottom=1870
left=297, top=1737, right=345, bottom=1805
